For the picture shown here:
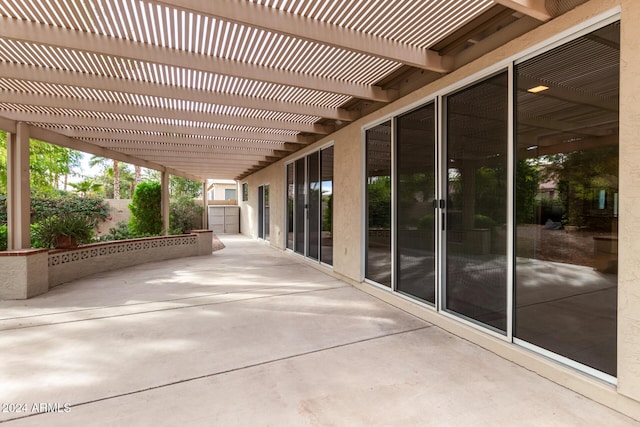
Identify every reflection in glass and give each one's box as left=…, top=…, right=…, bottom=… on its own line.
left=514, top=22, right=619, bottom=377
left=366, top=121, right=392, bottom=287
left=308, top=152, right=320, bottom=260
left=396, top=103, right=436, bottom=303
left=321, top=146, right=334, bottom=266
left=258, top=185, right=264, bottom=238
left=264, top=185, right=270, bottom=241
left=295, top=157, right=305, bottom=254
left=445, top=72, right=508, bottom=332
left=286, top=163, right=294, bottom=250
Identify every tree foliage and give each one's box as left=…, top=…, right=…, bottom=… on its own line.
left=541, top=146, right=618, bottom=228
left=367, top=176, right=392, bottom=229
left=0, top=131, right=82, bottom=196
left=69, top=180, right=104, bottom=196
left=90, top=156, right=139, bottom=199
left=170, top=176, right=202, bottom=198
left=515, top=159, right=540, bottom=224
left=129, top=181, right=162, bottom=236
left=170, top=196, right=203, bottom=234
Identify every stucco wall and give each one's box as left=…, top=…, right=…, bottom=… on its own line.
left=97, top=199, right=132, bottom=236
left=239, top=164, right=285, bottom=247
left=618, top=0, right=640, bottom=404
left=241, top=0, right=640, bottom=418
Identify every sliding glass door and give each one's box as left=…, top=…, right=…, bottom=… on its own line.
left=258, top=184, right=269, bottom=241
left=396, top=103, right=437, bottom=304
left=513, top=22, right=619, bottom=378
left=365, top=121, right=392, bottom=287
left=443, top=71, right=509, bottom=333
left=286, top=146, right=334, bottom=265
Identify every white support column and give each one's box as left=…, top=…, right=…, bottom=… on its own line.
left=202, top=180, right=209, bottom=230
left=161, top=171, right=170, bottom=235
left=7, top=122, right=31, bottom=249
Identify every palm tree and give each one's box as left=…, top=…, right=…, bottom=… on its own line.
left=89, top=156, right=121, bottom=199
left=69, top=180, right=104, bottom=197
left=134, top=165, right=142, bottom=192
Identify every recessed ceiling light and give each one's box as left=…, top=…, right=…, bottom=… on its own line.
left=527, top=85, right=549, bottom=93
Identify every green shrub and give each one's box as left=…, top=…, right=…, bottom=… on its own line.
left=32, top=214, right=97, bottom=248
left=0, top=223, right=6, bottom=251
left=0, top=195, right=6, bottom=224
left=474, top=214, right=496, bottom=229
left=418, top=214, right=435, bottom=230
left=0, top=195, right=108, bottom=225
left=129, top=182, right=162, bottom=236
left=30, top=196, right=108, bottom=223
left=97, top=221, right=134, bottom=241
left=170, top=196, right=203, bottom=234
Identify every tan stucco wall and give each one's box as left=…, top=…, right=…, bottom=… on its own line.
left=97, top=199, right=132, bottom=236
left=618, top=0, right=640, bottom=404
left=242, top=0, right=640, bottom=418
left=0, top=250, right=49, bottom=299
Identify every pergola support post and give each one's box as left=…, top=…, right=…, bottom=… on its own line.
left=202, top=180, right=209, bottom=230
left=7, top=122, right=31, bottom=249
left=161, top=171, right=170, bottom=235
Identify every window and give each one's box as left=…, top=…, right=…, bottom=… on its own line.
left=242, top=183, right=248, bottom=201
left=225, top=188, right=237, bottom=201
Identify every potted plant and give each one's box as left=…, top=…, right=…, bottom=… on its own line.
left=33, top=214, right=97, bottom=249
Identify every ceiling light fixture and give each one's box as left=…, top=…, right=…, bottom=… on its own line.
left=527, top=85, right=549, bottom=93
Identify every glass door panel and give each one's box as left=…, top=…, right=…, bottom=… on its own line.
left=444, top=72, right=509, bottom=333
left=365, top=121, right=392, bottom=287
left=258, top=185, right=264, bottom=239
left=307, top=152, right=320, bottom=260
left=320, top=146, right=334, bottom=266
left=514, top=22, right=619, bottom=377
left=264, top=185, right=270, bottom=241
left=286, top=163, right=294, bottom=250
left=294, top=157, right=306, bottom=254
left=396, top=103, right=436, bottom=304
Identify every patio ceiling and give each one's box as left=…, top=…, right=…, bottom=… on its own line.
left=0, top=0, right=587, bottom=181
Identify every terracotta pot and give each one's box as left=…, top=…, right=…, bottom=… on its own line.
left=55, top=235, right=78, bottom=249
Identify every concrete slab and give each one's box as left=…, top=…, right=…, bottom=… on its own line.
left=0, top=235, right=637, bottom=426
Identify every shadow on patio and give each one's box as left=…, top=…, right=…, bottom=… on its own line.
left=0, top=235, right=636, bottom=426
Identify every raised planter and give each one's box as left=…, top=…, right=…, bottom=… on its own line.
left=0, top=249, right=49, bottom=299
left=0, top=230, right=218, bottom=300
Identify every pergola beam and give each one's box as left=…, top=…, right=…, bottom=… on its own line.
left=117, top=148, right=283, bottom=160
left=53, top=127, right=313, bottom=146
left=0, top=64, right=355, bottom=122
left=0, top=94, right=331, bottom=134
left=493, top=0, right=553, bottom=21
left=25, top=123, right=204, bottom=182
left=149, top=0, right=453, bottom=72
left=0, top=16, right=393, bottom=102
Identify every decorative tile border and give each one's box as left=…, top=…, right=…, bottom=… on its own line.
left=48, top=235, right=197, bottom=267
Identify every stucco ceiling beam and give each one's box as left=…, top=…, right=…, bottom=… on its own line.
left=493, top=0, right=553, bottom=21
left=0, top=16, right=392, bottom=102
left=149, top=0, right=452, bottom=73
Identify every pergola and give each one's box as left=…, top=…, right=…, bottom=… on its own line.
left=0, top=0, right=581, bottom=249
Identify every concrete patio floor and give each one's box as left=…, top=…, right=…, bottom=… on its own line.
left=0, top=235, right=637, bottom=426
